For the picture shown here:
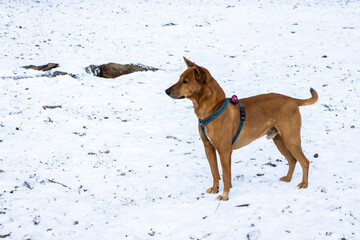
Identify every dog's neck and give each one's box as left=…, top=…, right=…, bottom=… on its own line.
left=189, top=78, right=226, bottom=120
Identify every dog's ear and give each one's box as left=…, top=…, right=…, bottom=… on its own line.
left=183, top=57, right=194, bottom=68
left=194, top=64, right=204, bottom=80
left=183, top=57, right=205, bottom=81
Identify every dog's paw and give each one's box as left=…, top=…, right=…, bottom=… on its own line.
left=297, top=182, right=308, bottom=189
left=206, top=186, right=219, bottom=194
left=280, top=176, right=292, bottom=182
left=216, top=193, right=229, bottom=201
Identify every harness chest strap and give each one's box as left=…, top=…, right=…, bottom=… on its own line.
left=198, top=98, right=246, bottom=145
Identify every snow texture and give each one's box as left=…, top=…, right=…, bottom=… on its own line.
left=1, top=0, right=360, bottom=239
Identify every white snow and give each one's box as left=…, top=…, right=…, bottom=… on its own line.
left=1, top=0, right=360, bottom=239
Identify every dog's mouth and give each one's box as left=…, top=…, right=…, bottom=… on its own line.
left=169, top=95, right=185, bottom=100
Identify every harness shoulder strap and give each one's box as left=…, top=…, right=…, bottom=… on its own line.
left=232, top=101, right=246, bottom=144
left=199, top=99, right=229, bottom=142
left=198, top=98, right=246, bottom=145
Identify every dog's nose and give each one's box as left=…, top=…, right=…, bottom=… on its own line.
left=165, top=88, right=171, bottom=96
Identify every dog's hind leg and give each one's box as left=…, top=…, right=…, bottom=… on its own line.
left=273, top=135, right=297, bottom=182
left=285, top=143, right=310, bottom=188
left=276, top=114, right=310, bottom=188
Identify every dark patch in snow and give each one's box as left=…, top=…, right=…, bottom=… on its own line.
left=85, top=63, right=158, bottom=79
left=264, top=162, right=277, bottom=167
left=23, top=63, right=59, bottom=71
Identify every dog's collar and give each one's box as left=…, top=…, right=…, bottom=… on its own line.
left=199, top=96, right=246, bottom=145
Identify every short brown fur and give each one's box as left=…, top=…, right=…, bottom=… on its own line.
left=165, top=57, right=318, bottom=201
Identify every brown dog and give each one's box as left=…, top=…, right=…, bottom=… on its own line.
left=165, top=57, right=318, bottom=201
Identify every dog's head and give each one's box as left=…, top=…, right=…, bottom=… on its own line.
left=165, top=57, right=209, bottom=100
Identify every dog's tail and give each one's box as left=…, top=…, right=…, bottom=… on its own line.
left=295, top=88, right=318, bottom=106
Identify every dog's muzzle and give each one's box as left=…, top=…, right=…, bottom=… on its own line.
left=166, top=87, right=185, bottom=99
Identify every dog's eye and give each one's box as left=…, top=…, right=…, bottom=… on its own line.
left=182, top=79, right=188, bottom=84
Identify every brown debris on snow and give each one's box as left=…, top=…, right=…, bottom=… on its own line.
left=85, top=62, right=158, bottom=78
left=235, top=204, right=250, bottom=208
left=88, top=150, right=110, bottom=155
left=23, top=63, right=59, bottom=71
left=21, top=63, right=77, bottom=79
left=47, top=178, right=71, bottom=190
left=42, top=105, right=62, bottom=110
left=0, top=232, right=12, bottom=238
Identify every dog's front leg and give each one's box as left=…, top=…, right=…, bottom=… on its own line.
left=217, top=151, right=232, bottom=201
left=203, top=141, right=220, bottom=194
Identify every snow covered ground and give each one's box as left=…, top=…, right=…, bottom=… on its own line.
left=1, top=0, right=360, bottom=239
